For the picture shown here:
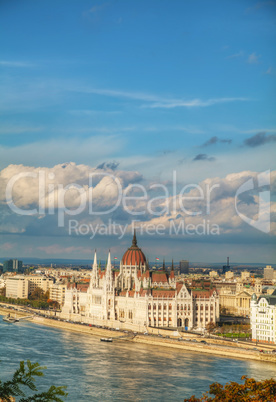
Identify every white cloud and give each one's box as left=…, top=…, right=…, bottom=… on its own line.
left=79, top=87, right=249, bottom=109
left=264, top=67, right=273, bottom=75
left=0, top=61, right=35, bottom=68
left=0, top=126, right=44, bottom=135
left=0, top=162, right=142, bottom=210
left=123, top=170, right=276, bottom=236
left=143, top=97, right=249, bottom=109
left=247, top=53, right=260, bottom=64
left=0, top=242, right=14, bottom=250
left=69, top=110, right=122, bottom=116
left=37, top=245, right=91, bottom=255
left=241, top=128, right=276, bottom=134
left=226, top=51, right=244, bottom=59
left=0, top=135, right=125, bottom=170
left=1, top=162, right=275, bottom=239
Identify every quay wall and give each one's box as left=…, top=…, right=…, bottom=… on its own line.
left=1, top=306, right=276, bottom=363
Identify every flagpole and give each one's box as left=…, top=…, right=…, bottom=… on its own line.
left=155, top=257, right=160, bottom=270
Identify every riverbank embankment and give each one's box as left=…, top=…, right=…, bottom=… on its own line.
left=1, top=306, right=276, bottom=363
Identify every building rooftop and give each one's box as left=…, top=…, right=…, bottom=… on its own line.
left=258, top=290, right=276, bottom=305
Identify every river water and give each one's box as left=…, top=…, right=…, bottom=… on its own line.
left=0, top=317, right=275, bottom=401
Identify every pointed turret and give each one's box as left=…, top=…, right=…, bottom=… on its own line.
left=170, top=259, right=175, bottom=280
left=91, top=249, right=98, bottom=287
left=93, top=249, right=97, bottom=269
left=105, top=250, right=113, bottom=292
left=132, top=229, right=137, bottom=247
left=107, top=249, right=111, bottom=267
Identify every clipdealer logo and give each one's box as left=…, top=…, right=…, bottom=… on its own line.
left=235, top=170, right=270, bottom=233
left=4, top=169, right=271, bottom=236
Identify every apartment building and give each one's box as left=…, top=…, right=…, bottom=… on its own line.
left=6, top=276, right=29, bottom=299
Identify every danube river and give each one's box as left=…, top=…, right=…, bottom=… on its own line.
left=1, top=318, right=275, bottom=401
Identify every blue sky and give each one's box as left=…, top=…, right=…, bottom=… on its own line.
left=0, top=0, right=275, bottom=263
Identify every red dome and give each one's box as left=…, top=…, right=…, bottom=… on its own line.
left=122, top=231, right=146, bottom=266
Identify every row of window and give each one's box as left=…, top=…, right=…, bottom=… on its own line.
left=149, top=317, right=172, bottom=321
left=148, top=304, right=172, bottom=310
left=118, top=310, right=133, bottom=319
left=195, top=317, right=213, bottom=322
left=195, top=305, right=214, bottom=311
left=149, top=312, right=172, bottom=316
left=148, top=304, right=215, bottom=311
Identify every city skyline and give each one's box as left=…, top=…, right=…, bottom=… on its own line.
left=0, top=0, right=275, bottom=262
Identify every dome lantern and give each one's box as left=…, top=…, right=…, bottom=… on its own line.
left=122, top=230, right=146, bottom=266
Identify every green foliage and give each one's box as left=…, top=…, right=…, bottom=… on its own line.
left=29, top=287, right=47, bottom=301
left=217, top=333, right=250, bottom=338
left=0, top=360, right=67, bottom=402
left=216, top=324, right=251, bottom=338
left=47, top=299, right=60, bottom=310
left=184, top=376, right=276, bottom=402
left=0, top=296, right=50, bottom=310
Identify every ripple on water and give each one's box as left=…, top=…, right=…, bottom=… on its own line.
left=0, top=317, right=275, bottom=402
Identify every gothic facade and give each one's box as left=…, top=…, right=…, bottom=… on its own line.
left=61, top=233, right=219, bottom=331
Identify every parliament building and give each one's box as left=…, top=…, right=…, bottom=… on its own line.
left=61, top=232, right=219, bottom=331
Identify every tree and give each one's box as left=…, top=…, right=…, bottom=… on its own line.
left=205, top=322, right=216, bottom=335
left=184, top=376, right=276, bottom=402
left=29, top=288, right=46, bottom=301
left=47, top=299, right=60, bottom=310
left=219, top=306, right=227, bottom=315
left=0, top=360, right=67, bottom=402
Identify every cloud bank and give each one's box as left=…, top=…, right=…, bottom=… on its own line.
left=1, top=162, right=275, bottom=242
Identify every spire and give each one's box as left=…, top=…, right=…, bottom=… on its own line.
left=132, top=229, right=137, bottom=247
left=105, top=250, right=113, bottom=292
left=91, top=249, right=98, bottom=287
left=163, top=258, right=165, bottom=271
left=170, top=259, right=175, bottom=280
left=93, top=249, right=97, bottom=268
left=107, top=249, right=111, bottom=267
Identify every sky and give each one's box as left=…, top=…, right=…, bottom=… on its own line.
left=0, top=0, right=276, bottom=264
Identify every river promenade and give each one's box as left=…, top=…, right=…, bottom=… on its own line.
left=1, top=305, right=276, bottom=364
